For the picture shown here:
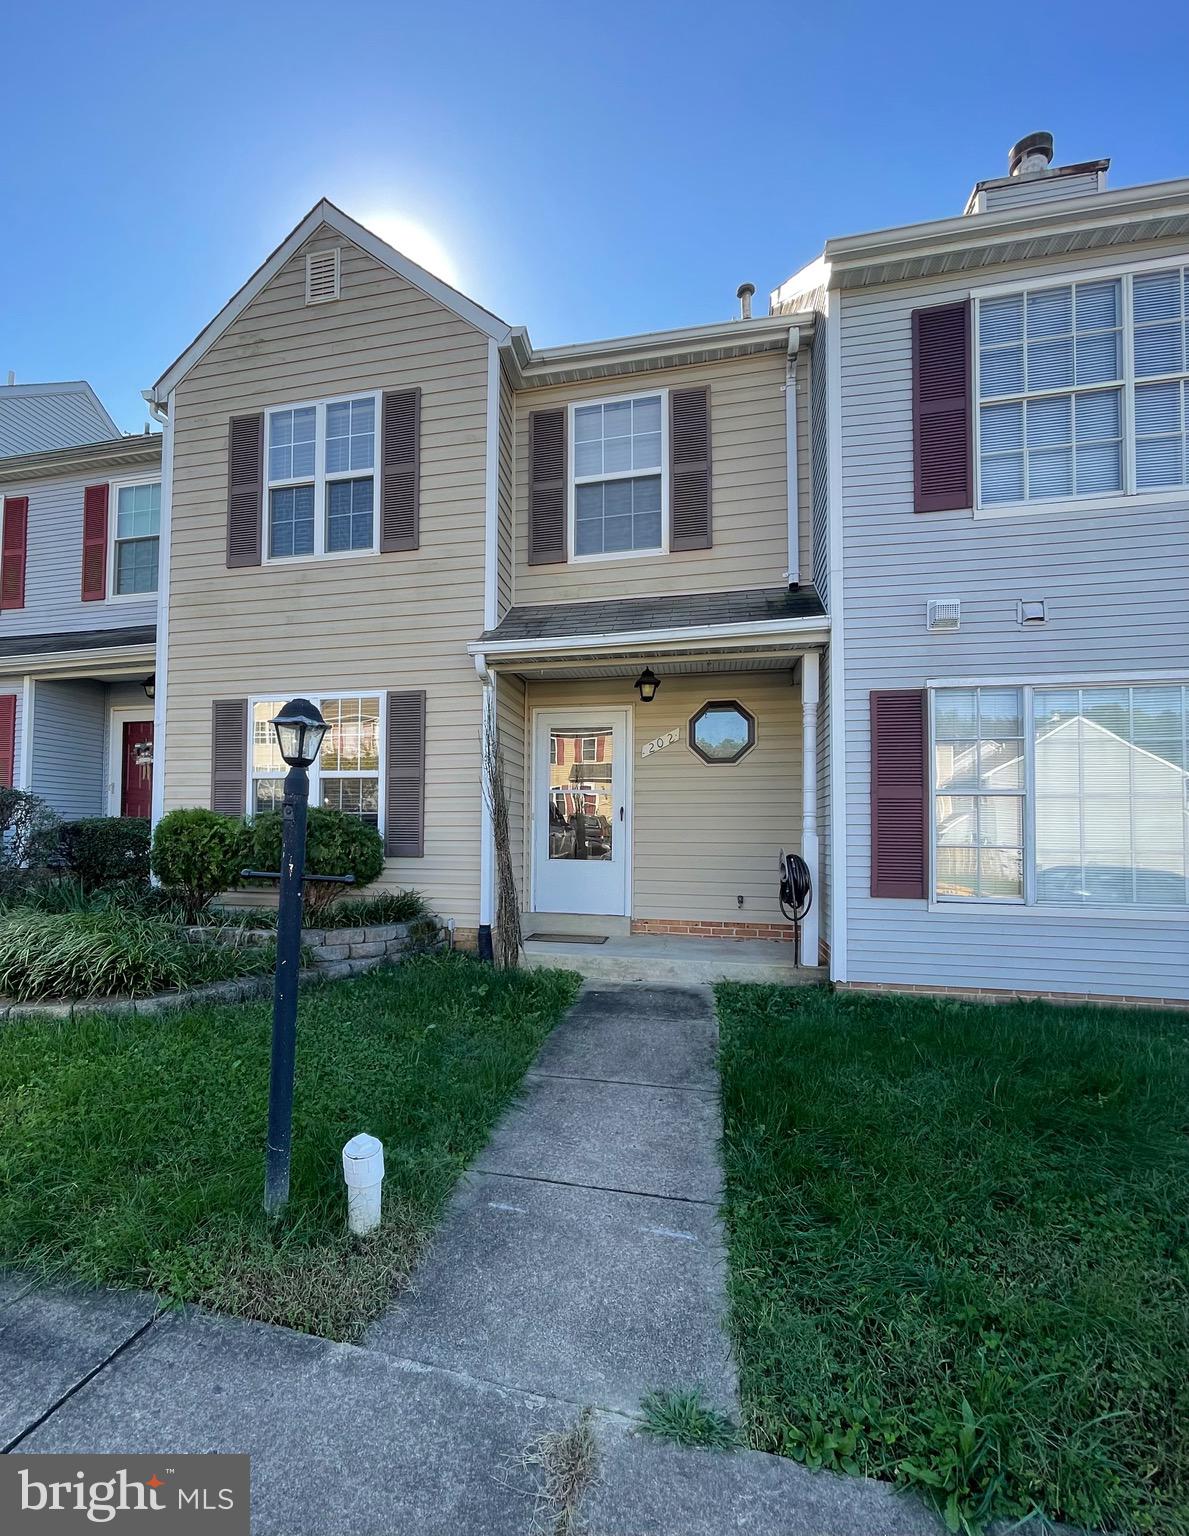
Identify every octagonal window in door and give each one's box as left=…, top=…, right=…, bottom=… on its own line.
left=689, top=701, right=756, bottom=764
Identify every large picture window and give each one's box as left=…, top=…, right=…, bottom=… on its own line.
left=250, top=694, right=382, bottom=829
left=976, top=264, right=1189, bottom=508
left=932, top=682, right=1189, bottom=908
left=265, top=394, right=377, bottom=560
left=571, top=392, right=666, bottom=557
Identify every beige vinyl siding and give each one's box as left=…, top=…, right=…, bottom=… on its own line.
left=496, top=365, right=515, bottom=618
left=525, top=672, right=802, bottom=925
left=512, top=351, right=810, bottom=603
left=494, top=672, right=528, bottom=903
left=164, top=225, right=491, bottom=925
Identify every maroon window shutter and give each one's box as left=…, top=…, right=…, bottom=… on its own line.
left=210, top=698, right=248, bottom=814
left=81, top=484, right=109, bottom=600
left=385, top=690, right=426, bottom=858
left=1, top=496, right=28, bottom=610
left=669, top=385, right=712, bottom=550
left=0, top=695, right=15, bottom=788
left=227, top=414, right=264, bottom=567
left=870, top=689, right=928, bottom=898
left=528, top=408, right=566, bottom=565
left=380, top=388, right=421, bottom=551
left=912, top=299, right=972, bottom=512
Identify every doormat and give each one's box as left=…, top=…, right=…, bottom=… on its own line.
left=530, top=933, right=609, bottom=945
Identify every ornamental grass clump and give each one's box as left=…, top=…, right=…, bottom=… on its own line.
left=0, top=908, right=274, bottom=1002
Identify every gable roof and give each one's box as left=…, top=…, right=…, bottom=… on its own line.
left=148, top=199, right=512, bottom=404
left=0, top=381, right=121, bottom=457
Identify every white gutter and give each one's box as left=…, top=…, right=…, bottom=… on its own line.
left=785, top=326, right=801, bottom=586
left=824, top=297, right=848, bottom=984
left=0, top=643, right=155, bottom=676
left=148, top=389, right=174, bottom=830
left=469, top=613, right=828, bottom=661
left=483, top=340, right=501, bottom=632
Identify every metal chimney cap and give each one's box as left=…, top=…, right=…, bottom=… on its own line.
left=1008, top=131, right=1054, bottom=176
left=736, top=282, right=756, bottom=300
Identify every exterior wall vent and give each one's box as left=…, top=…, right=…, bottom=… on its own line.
left=1017, top=599, right=1047, bottom=626
left=305, top=248, right=341, bottom=305
left=926, top=598, right=961, bottom=633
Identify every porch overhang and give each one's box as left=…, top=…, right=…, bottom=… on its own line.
left=0, top=625, right=156, bottom=679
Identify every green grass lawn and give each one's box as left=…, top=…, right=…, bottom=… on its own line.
left=717, top=984, right=1189, bottom=1536
left=0, top=953, right=579, bottom=1340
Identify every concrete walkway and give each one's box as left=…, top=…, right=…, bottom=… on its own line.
left=366, top=981, right=736, bottom=1414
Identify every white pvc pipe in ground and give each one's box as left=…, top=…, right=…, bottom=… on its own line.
left=342, top=1133, right=384, bottom=1235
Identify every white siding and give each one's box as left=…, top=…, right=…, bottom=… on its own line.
left=837, top=237, right=1189, bottom=1000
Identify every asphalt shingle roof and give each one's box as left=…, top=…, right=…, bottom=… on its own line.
left=480, top=586, right=825, bottom=644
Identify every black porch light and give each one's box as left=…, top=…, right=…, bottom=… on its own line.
left=271, top=696, right=328, bottom=768
left=634, top=667, right=661, bottom=703
left=141, top=674, right=156, bottom=700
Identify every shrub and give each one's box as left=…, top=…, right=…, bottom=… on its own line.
left=0, top=789, right=60, bottom=899
left=59, top=817, right=151, bottom=891
left=320, top=889, right=427, bottom=928
left=150, top=809, right=252, bottom=921
left=247, top=808, right=384, bottom=919
left=0, top=908, right=274, bottom=1001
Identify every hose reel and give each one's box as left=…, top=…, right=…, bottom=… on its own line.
left=778, top=850, right=813, bottom=967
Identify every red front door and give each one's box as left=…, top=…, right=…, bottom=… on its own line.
left=120, top=720, right=154, bottom=819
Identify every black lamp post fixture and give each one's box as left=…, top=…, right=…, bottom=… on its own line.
left=261, top=697, right=328, bottom=1216
left=634, top=667, right=660, bottom=703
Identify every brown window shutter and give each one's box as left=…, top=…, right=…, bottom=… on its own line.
left=870, top=689, right=928, bottom=898
left=912, top=299, right=972, bottom=512
left=0, top=694, right=15, bottom=788
left=385, top=690, right=426, bottom=857
left=669, top=385, right=712, bottom=550
left=528, top=408, right=566, bottom=565
left=81, top=484, right=109, bottom=600
left=227, top=414, right=263, bottom=567
left=211, top=698, right=248, bottom=815
left=381, top=388, right=421, bottom=551
left=1, top=496, right=28, bottom=610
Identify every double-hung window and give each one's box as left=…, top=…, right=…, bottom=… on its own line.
left=110, top=480, right=161, bottom=596
left=571, top=392, right=666, bottom=557
left=266, top=393, right=377, bottom=560
left=976, top=263, right=1189, bottom=508
left=250, top=694, right=382, bottom=828
left=932, top=682, right=1189, bottom=908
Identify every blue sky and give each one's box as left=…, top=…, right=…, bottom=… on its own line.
left=4, top=0, right=1188, bottom=432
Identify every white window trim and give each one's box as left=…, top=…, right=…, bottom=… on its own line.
left=106, top=474, right=162, bottom=602
left=927, top=677, right=1189, bottom=919
left=106, top=705, right=155, bottom=814
left=263, top=391, right=381, bottom=565
left=246, top=690, right=387, bottom=836
left=972, top=255, right=1189, bottom=519
left=566, top=388, right=669, bottom=563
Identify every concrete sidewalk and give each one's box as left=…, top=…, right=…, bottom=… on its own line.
left=365, top=981, right=737, bottom=1414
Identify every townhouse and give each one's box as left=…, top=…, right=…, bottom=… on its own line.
left=142, top=203, right=827, bottom=957
left=0, top=380, right=161, bottom=819
left=773, top=133, right=1189, bottom=1002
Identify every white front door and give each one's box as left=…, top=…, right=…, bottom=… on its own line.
left=533, top=708, right=630, bottom=916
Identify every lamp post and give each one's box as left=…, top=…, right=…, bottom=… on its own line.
left=262, top=697, right=328, bottom=1217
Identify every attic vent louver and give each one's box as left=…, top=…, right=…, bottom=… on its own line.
left=926, top=598, right=961, bottom=633
left=305, top=248, right=341, bottom=305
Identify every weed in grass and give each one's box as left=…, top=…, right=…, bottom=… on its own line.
left=0, top=954, right=581, bottom=1339
left=520, top=1407, right=599, bottom=1536
left=716, top=982, right=1189, bottom=1535
left=638, top=1389, right=739, bottom=1451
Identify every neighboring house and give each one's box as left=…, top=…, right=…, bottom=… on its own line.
left=772, top=133, right=1189, bottom=1002
left=0, top=379, right=121, bottom=457
left=144, top=202, right=827, bottom=952
left=0, top=427, right=162, bottom=819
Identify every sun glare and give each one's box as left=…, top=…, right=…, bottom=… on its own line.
left=361, top=212, right=462, bottom=289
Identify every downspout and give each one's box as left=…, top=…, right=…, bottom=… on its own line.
left=141, top=388, right=173, bottom=837
left=474, top=650, right=496, bottom=963
left=785, top=327, right=801, bottom=588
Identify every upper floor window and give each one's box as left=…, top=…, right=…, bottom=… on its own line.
left=266, top=394, right=377, bottom=560
left=976, top=264, right=1189, bottom=508
left=111, top=480, right=161, bottom=596
left=571, top=392, right=666, bottom=557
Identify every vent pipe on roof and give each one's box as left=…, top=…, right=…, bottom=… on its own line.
left=1009, top=131, right=1054, bottom=177
left=5, top=372, right=13, bottom=387
left=736, top=282, right=755, bottom=320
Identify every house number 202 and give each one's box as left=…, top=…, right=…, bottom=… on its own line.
left=641, top=730, right=679, bottom=759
